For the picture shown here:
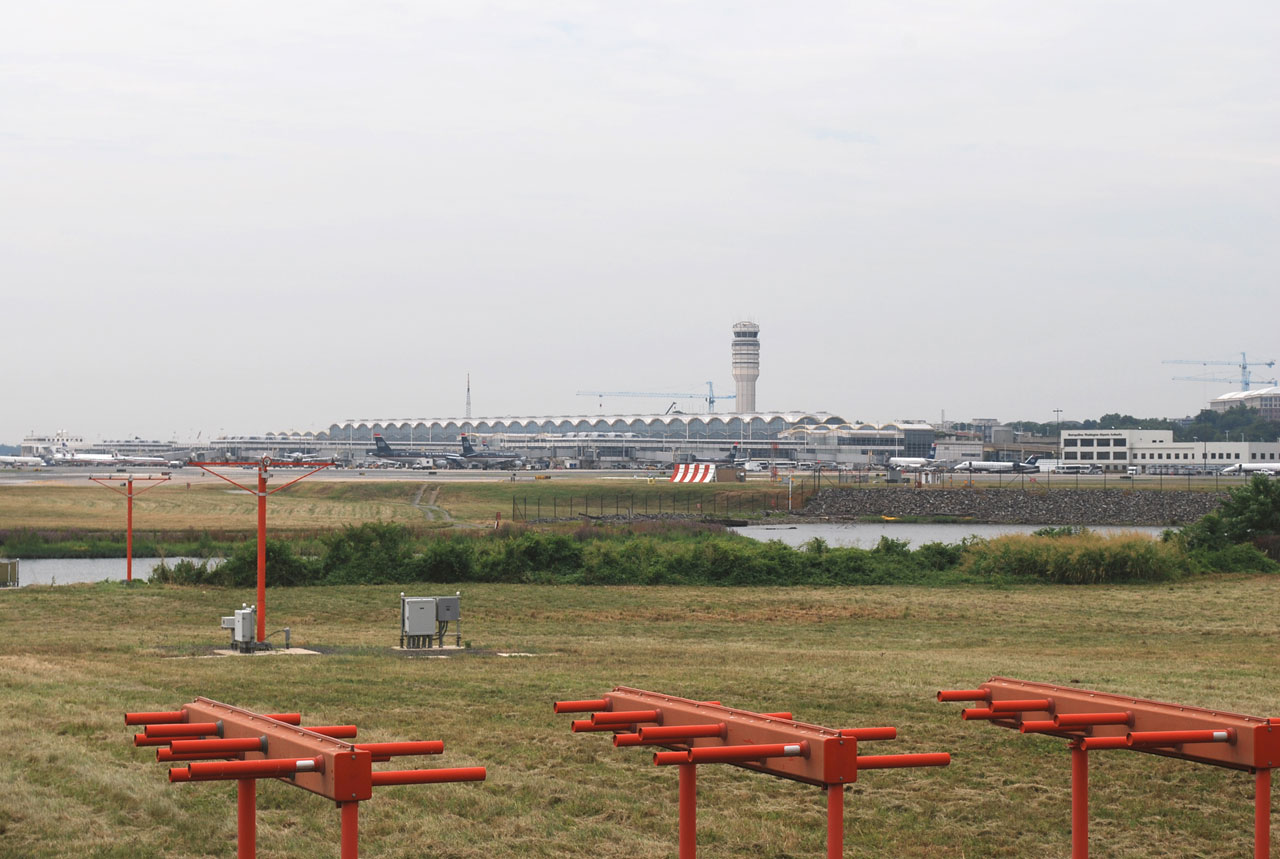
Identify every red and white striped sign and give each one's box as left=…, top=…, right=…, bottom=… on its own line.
left=670, top=463, right=716, bottom=483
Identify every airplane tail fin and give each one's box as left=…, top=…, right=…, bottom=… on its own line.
left=373, top=435, right=393, bottom=453
left=461, top=434, right=476, bottom=456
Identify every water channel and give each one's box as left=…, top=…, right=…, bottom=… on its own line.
left=6, top=557, right=214, bottom=587
left=6, top=524, right=1171, bottom=586
left=732, top=522, right=1167, bottom=549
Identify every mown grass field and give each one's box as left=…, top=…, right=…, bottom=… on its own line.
left=2, top=575, right=1278, bottom=857
left=0, top=478, right=794, bottom=535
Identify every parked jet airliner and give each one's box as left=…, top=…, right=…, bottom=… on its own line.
left=953, top=456, right=1041, bottom=474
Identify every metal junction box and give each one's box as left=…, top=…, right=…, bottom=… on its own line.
left=220, top=606, right=256, bottom=652
left=435, top=596, right=460, bottom=622
left=402, top=598, right=437, bottom=636
left=399, top=593, right=462, bottom=649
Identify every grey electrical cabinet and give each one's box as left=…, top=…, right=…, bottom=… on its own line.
left=399, top=593, right=462, bottom=649
left=402, top=598, right=437, bottom=636
left=220, top=606, right=256, bottom=652
left=435, top=596, right=460, bottom=622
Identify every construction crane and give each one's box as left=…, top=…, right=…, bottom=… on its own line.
left=1163, top=352, right=1277, bottom=391
left=576, top=382, right=736, bottom=413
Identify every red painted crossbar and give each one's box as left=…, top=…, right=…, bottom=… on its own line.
left=170, top=737, right=267, bottom=756
left=173, top=756, right=323, bottom=782
left=554, top=699, right=610, bottom=714
left=355, top=741, right=444, bottom=758
left=855, top=753, right=951, bottom=770
left=146, top=722, right=222, bottom=738
left=370, top=767, right=487, bottom=786
left=591, top=709, right=661, bottom=726
left=654, top=742, right=809, bottom=766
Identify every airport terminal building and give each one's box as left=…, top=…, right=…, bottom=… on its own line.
left=209, top=413, right=939, bottom=468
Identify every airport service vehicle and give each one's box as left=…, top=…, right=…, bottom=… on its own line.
left=1053, top=463, right=1102, bottom=475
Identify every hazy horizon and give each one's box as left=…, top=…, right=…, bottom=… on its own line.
left=4, top=2, right=1276, bottom=443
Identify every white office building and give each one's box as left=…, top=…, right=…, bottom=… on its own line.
left=1060, top=429, right=1280, bottom=473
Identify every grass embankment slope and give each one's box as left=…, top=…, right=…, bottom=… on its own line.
left=0, top=478, right=787, bottom=536
left=2, top=577, right=1278, bottom=857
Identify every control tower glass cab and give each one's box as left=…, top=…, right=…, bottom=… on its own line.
left=731, top=321, right=760, bottom=413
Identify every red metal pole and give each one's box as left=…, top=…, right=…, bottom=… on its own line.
left=126, top=479, right=134, bottom=583
left=340, top=801, right=358, bottom=859
left=256, top=463, right=267, bottom=644
left=238, top=778, right=255, bottom=859
left=827, top=783, right=843, bottom=859
left=679, top=763, right=696, bottom=859
left=1071, top=741, right=1088, bottom=859
left=1257, top=768, right=1271, bottom=859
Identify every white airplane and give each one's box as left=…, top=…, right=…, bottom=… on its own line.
left=0, top=454, right=46, bottom=466
left=280, top=451, right=327, bottom=464
left=1222, top=463, right=1279, bottom=476
left=50, top=443, right=168, bottom=466
left=51, top=445, right=117, bottom=465
left=953, top=455, right=1041, bottom=474
left=888, top=445, right=944, bottom=470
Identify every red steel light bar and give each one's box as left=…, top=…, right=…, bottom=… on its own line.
left=557, top=687, right=949, bottom=859
left=591, top=709, right=662, bottom=726
left=370, top=767, right=487, bottom=786
left=146, top=722, right=222, bottom=739
left=639, top=723, right=726, bottom=742
left=355, top=741, right=444, bottom=758
left=170, top=737, right=267, bottom=756
left=940, top=677, right=1277, bottom=859
left=554, top=698, right=610, bottom=714
left=855, top=753, right=951, bottom=770
left=654, top=742, right=809, bottom=766
left=173, top=756, right=323, bottom=782
left=127, top=698, right=485, bottom=859
left=572, top=719, right=635, bottom=733
left=303, top=725, right=358, bottom=739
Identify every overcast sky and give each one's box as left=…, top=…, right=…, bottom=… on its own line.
left=3, top=1, right=1277, bottom=442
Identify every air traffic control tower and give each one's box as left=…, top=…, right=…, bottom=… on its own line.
left=731, top=321, right=760, bottom=413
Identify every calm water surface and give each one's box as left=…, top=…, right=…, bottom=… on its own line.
left=732, top=522, right=1166, bottom=549
left=10, top=557, right=214, bottom=586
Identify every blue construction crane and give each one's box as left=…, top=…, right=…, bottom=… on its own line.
left=576, top=382, right=736, bottom=413
left=1164, top=352, right=1277, bottom=390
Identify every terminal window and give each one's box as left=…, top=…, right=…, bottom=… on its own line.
left=1096, top=439, right=1111, bottom=447
left=1079, top=439, right=1094, bottom=447
left=1064, top=438, right=1078, bottom=447
left=1096, top=452, right=1110, bottom=460
left=1113, top=439, right=1126, bottom=447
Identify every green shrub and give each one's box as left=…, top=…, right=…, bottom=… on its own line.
left=961, top=533, right=1186, bottom=584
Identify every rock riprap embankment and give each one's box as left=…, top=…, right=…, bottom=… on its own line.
left=801, top=488, right=1225, bottom=526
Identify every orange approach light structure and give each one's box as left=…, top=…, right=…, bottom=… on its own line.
left=938, top=677, right=1278, bottom=858
left=126, top=698, right=485, bottom=858
left=189, top=458, right=333, bottom=647
left=88, top=474, right=170, bottom=582
left=556, top=687, right=949, bottom=858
